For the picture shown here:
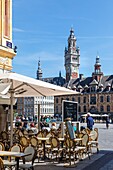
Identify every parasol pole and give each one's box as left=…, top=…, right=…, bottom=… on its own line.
left=10, top=80, right=14, bottom=147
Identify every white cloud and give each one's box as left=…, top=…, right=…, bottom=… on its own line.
left=13, top=28, right=24, bottom=32
left=13, top=51, right=62, bottom=66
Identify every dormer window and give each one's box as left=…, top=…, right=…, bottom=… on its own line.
left=106, top=83, right=111, bottom=91
left=91, top=86, right=96, bottom=92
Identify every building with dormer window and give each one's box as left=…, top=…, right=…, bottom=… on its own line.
left=54, top=28, right=113, bottom=119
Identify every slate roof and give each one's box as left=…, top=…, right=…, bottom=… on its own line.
left=42, top=76, right=66, bottom=87
left=64, top=75, right=113, bottom=93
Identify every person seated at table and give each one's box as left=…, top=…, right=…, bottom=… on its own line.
left=72, top=123, right=77, bottom=132
left=51, top=122, right=57, bottom=130
left=30, top=122, right=35, bottom=128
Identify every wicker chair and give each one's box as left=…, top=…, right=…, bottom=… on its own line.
left=1, top=131, right=10, bottom=150
left=88, top=128, right=99, bottom=153
left=0, top=142, right=5, bottom=151
left=64, top=137, right=80, bottom=165
left=0, top=157, right=5, bottom=170
left=19, top=145, right=36, bottom=170
left=77, top=133, right=91, bottom=160
left=3, top=143, right=22, bottom=170
left=20, top=136, right=29, bottom=150
left=49, top=136, right=64, bottom=162
left=29, top=136, right=43, bottom=162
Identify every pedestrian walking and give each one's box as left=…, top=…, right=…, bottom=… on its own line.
left=106, top=117, right=110, bottom=129
left=86, top=112, right=94, bottom=130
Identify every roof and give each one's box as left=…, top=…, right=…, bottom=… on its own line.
left=65, top=74, right=113, bottom=93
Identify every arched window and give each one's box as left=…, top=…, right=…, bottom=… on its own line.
left=83, top=97, right=86, bottom=103
left=78, top=106, right=81, bottom=113
left=78, top=97, right=80, bottom=103
left=83, top=105, right=86, bottom=112
left=72, top=97, right=75, bottom=101
left=100, top=105, right=104, bottom=112
left=107, top=96, right=110, bottom=102
left=107, top=105, right=110, bottom=112
left=100, top=96, right=104, bottom=102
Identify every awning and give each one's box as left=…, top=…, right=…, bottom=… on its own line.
left=0, top=72, right=77, bottom=146
left=0, top=82, right=11, bottom=95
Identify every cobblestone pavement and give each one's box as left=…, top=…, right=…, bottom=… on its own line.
left=33, top=123, right=113, bottom=170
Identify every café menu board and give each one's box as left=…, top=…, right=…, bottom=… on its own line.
left=62, top=100, right=78, bottom=121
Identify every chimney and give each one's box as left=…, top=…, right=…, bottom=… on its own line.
left=79, top=74, right=83, bottom=80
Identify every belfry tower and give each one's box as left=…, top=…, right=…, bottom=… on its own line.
left=64, top=28, right=80, bottom=82
left=92, top=55, right=103, bottom=82
left=0, top=0, right=16, bottom=73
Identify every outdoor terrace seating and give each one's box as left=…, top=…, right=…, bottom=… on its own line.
left=0, top=157, right=5, bottom=170
left=49, top=136, right=64, bottom=162
left=19, top=144, right=36, bottom=170
left=88, top=128, right=99, bottom=153
left=3, top=143, right=22, bottom=169
left=0, top=131, right=10, bottom=150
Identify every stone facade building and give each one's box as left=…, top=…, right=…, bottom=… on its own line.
left=54, top=28, right=113, bottom=119
left=17, top=28, right=113, bottom=118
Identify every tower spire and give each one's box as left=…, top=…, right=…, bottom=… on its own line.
left=64, top=28, right=80, bottom=82
left=92, top=55, right=103, bottom=82
left=37, top=59, right=43, bottom=80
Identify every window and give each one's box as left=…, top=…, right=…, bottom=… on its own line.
left=100, top=105, right=104, bottom=112
left=83, top=97, right=86, bottom=103
left=90, top=96, right=96, bottom=104
left=78, top=106, right=81, bottom=112
left=56, top=106, right=58, bottom=113
left=83, top=105, right=86, bottom=112
left=78, top=97, right=80, bottom=103
left=72, top=97, right=75, bottom=101
left=107, top=105, right=110, bottom=112
left=91, top=86, right=95, bottom=92
left=5, top=0, right=9, bottom=37
left=100, top=96, right=104, bottom=102
left=66, top=98, right=69, bottom=101
left=56, top=98, right=58, bottom=103
left=107, top=96, right=110, bottom=102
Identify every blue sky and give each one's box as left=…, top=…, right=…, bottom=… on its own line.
left=12, top=0, right=113, bottom=79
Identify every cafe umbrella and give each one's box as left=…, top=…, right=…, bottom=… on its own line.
left=0, top=72, right=77, bottom=146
